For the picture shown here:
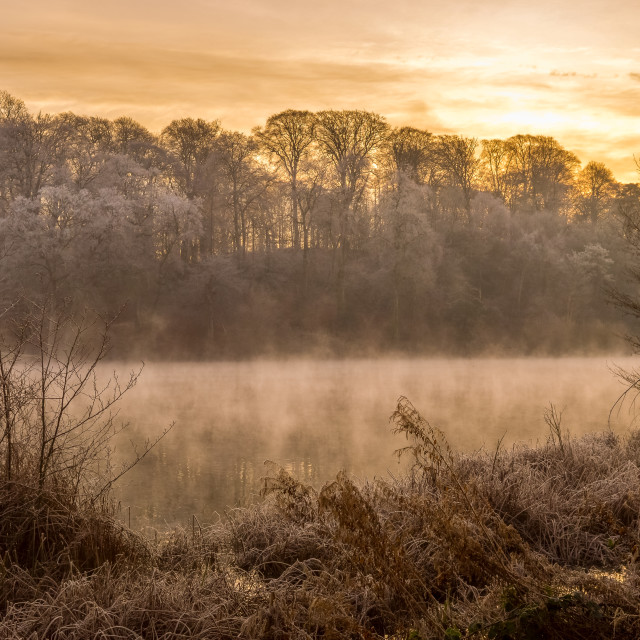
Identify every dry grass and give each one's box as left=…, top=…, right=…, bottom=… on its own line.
left=0, top=482, right=149, bottom=584
left=4, top=397, right=640, bottom=638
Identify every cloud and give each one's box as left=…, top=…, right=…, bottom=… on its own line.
left=0, top=35, right=421, bottom=127
left=550, top=70, right=597, bottom=79
left=2, top=14, right=640, bottom=183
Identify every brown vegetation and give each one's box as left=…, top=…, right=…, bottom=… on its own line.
left=3, top=397, right=640, bottom=638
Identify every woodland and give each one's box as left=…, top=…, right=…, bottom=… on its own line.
left=1, top=90, right=639, bottom=357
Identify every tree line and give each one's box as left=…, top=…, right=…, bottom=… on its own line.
left=1, top=90, right=638, bottom=357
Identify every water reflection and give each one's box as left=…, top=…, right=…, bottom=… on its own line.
left=112, top=357, right=636, bottom=530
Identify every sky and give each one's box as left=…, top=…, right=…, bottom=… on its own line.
left=2, top=0, right=639, bottom=181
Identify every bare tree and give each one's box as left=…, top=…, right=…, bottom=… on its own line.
left=573, top=161, right=616, bottom=224
left=0, top=298, right=168, bottom=504
left=481, top=139, right=512, bottom=202
left=314, top=110, right=388, bottom=319
left=58, top=113, right=113, bottom=189
left=385, top=126, right=436, bottom=186
left=254, top=110, right=316, bottom=249
left=215, top=131, right=274, bottom=258
left=160, top=118, right=220, bottom=199
left=435, top=135, right=479, bottom=213
left=0, top=92, right=70, bottom=204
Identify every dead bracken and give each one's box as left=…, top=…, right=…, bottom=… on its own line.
left=2, top=395, right=640, bottom=638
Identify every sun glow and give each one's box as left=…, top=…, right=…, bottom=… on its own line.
left=1, top=0, right=639, bottom=182
left=499, top=110, right=566, bottom=130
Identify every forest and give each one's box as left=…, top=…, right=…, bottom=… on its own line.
left=1, top=89, right=639, bottom=358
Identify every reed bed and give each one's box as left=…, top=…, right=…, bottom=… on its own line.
left=3, top=397, right=640, bottom=638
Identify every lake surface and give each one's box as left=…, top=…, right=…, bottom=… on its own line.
left=111, top=357, right=638, bottom=531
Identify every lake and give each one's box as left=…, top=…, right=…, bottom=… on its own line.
left=112, top=357, right=638, bottom=531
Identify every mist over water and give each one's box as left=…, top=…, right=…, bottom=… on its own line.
left=112, top=357, right=637, bottom=530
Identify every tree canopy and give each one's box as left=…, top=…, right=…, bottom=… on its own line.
left=0, top=91, right=638, bottom=357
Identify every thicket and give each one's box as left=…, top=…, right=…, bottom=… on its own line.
left=3, top=386, right=640, bottom=638
left=0, top=298, right=165, bottom=625
left=1, top=90, right=639, bottom=358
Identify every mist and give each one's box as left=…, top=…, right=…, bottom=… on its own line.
left=111, top=356, right=637, bottom=529
left=2, top=91, right=640, bottom=527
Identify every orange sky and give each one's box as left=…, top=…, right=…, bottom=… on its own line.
left=2, top=0, right=640, bottom=181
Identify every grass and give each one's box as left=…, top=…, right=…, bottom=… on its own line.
left=3, top=397, right=640, bottom=638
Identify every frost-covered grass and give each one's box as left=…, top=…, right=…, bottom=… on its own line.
left=3, top=398, right=640, bottom=638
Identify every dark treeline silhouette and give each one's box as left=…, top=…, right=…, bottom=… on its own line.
left=1, top=90, right=638, bottom=357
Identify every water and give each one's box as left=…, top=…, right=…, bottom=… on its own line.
left=111, top=357, right=637, bottom=531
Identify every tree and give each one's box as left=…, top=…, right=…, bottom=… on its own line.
left=0, top=91, right=29, bottom=122
left=376, top=174, right=437, bottom=342
left=385, top=126, right=435, bottom=185
left=314, top=110, right=388, bottom=319
left=608, top=160, right=640, bottom=368
left=0, top=298, right=158, bottom=501
left=615, top=183, right=640, bottom=238
left=529, top=136, right=580, bottom=212
left=160, top=118, right=220, bottom=198
left=573, top=161, right=616, bottom=224
left=315, top=110, right=388, bottom=202
left=215, top=131, right=273, bottom=258
left=112, top=116, right=155, bottom=156
left=435, top=135, right=479, bottom=213
left=565, top=243, right=614, bottom=323
left=57, top=113, right=113, bottom=189
left=480, top=139, right=513, bottom=203
left=296, top=156, right=329, bottom=257
left=152, top=187, right=203, bottom=267
left=254, top=110, right=316, bottom=250
left=500, top=135, right=579, bottom=213
left=0, top=93, right=70, bottom=205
